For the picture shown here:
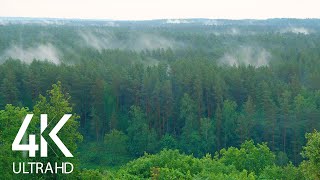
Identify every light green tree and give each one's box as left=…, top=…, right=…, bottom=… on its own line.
left=0, top=105, right=33, bottom=179
left=218, top=140, right=275, bottom=175
left=33, top=81, right=83, bottom=179
left=300, top=130, right=320, bottom=179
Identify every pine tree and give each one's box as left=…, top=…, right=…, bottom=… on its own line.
left=222, top=100, right=238, bottom=148
left=215, top=104, right=223, bottom=151
left=127, top=105, right=157, bottom=157
left=237, top=96, right=256, bottom=143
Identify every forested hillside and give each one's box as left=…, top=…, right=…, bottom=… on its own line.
left=0, top=18, right=320, bottom=179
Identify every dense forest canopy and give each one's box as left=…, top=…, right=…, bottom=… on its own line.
left=0, top=18, right=320, bottom=179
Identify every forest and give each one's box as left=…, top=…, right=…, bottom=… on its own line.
left=0, top=18, right=320, bottom=179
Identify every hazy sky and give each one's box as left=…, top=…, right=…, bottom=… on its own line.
left=1, top=0, right=320, bottom=20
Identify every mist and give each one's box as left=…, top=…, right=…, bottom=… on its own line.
left=1, top=43, right=60, bottom=64
left=219, top=46, right=271, bottom=67
left=166, top=19, right=190, bottom=24
left=203, top=20, right=219, bottom=26
left=280, top=27, right=310, bottom=35
left=79, top=30, right=181, bottom=51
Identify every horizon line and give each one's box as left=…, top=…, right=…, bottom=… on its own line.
left=1, top=16, right=320, bottom=22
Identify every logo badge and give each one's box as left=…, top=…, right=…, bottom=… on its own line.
left=12, top=114, right=73, bottom=157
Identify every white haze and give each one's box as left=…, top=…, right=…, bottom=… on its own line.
left=102, top=21, right=119, bottom=27
left=1, top=43, right=60, bottom=64
left=203, top=20, right=220, bottom=26
left=166, top=19, right=191, bottom=24
left=219, top=46, right=271, bottom=67
left=210, top=28, right=243, bottom=36
left=79, top=30, right=181, bottom=51
left=280, top=27, right=311, bottom=35
left=229, top=28, right=240, bottom=35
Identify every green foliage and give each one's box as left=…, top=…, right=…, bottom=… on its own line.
left=104, top=129, right=129, bottom=165
left=218, top=140, right=275, bottom=175
left=1, top=36, right=320, bottom=167
left=180, top=93, right=197, bottom=133
left=0, top=105, right=33, bottom=179
left=1, top=21, right=320, bottom=179
left=127, top=105, right=157, bottom=157
left=237, top=96, right=256, bottom=143
left=300, top=130, right=320, bottom=179
left=179, top=93, right=205, bottom=156
left=199, top=117, right=215, bottom=153
left=222, top=99, right=238, bottom=147
left=108, top=149, right=253, bottom=179
left=79, top=169, right=103, bottom=180
left=159, top=134, right=177, bottom=150
left=196, top=170, right=256, bottom=180
left=78, top=142, right=109, bottom=169
left=258, top=163, right=304, bottom=180
left=105, top=129, right=128, bottom=155
left=275, top=151, right=289, bottom=166
left=33, top=82, right=83, bottom=153
left=33, top=82, right=83, bottom=179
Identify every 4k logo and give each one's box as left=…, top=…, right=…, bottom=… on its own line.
left=12, top=114, right=73, bottom=157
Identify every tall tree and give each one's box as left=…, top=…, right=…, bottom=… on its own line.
left=90, top=79, right=106, bottom=141
left=179, top=93, right=203, bottom=155
left=200, top=117, right=215, bottom=153
left=104, top=129, right=129, bottom=165
left=0, top=71, right=19, bottom=106
left=237, top=96, right=256, bottom=143
left=127, top=105, right=157, bottom=157
left=33, top=82, right=83, bottom=179
left=222, top=99, right=238, bottom=148
left=279, top=90, right=291, bottom=154
left=215, top=104, right=223, bottom=151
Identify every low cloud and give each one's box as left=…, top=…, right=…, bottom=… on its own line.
left=1, top=43, right=60, bottom=64
left=203, top=20, right=220, bottom=26
left=79, top=30, right=113, bottom=51
left=219, top=46, right=271, bottom=67
left=102, top=21, right=119, bottom=27
left=280, top=27, right=310, bottom=35
left=132, top=33, right=177, bottom=50
left=79, top=30, right=181, bottom=51
left=166, top=19, right=190, bottom=24
left=229, top=28, right=240, bottom=35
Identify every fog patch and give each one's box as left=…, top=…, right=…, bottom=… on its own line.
left=219, top=46, right=271, bottom=67
left=166, top=19, right=190, bottom=24
left=0, top=20, right=8, bottom=26
left=132, top=33, right=177, bottom=50
left=142, top=57, right=160, bottom=67
left=228, top=28, right=240, bottom=35
left=203, top=20, right=220, bottom=26
left=102, top=21, right=119, bottom=27
left=209, top=28, right=243, bottom=36
left=280, top=27, right=310, bottom=35
left=79, top=30, right=113, bottom=51
left=79, top=30, right=181, bottom=51
left=214, top=28, right=241, bottom=35
left=1, top=44, right=60, bottom=64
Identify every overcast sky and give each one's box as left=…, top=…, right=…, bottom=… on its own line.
left=1, top=0, right=320, bottom=20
